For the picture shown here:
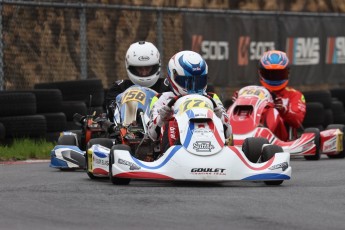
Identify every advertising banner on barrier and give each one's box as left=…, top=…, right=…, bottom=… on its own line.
left=183, top=13, right=277, bottom=87
left=183, top=12, right=345, bottom=88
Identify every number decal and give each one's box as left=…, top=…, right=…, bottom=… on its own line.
left=179, top=99, right=212, bottom=113
left=240, top=88, right=267, bottom=100
left=121, top=89, right=146, bottom=105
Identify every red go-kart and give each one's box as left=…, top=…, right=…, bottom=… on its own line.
left=227, top=85, right=344, bottom=160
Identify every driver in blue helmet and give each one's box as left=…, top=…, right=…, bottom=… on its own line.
left=147, top=50, right=231, bottom=155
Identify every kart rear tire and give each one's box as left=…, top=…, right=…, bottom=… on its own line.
left=109, top=144, right=131, bottom=185
left=242, top=137, right=269, bottom=163
left=326, top=124, right=345, bottom=159
left=261, top=144, right=284, bottom=162
left=85, top=138, right=114, bottom=180
left=303, top=128, right=321, bottom=160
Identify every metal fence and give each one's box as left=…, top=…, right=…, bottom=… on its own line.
left=0, top=1, right=187, bottom=90
left=1, top=1, right=345, bottom=94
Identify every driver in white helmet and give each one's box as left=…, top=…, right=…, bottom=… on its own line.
left=147, top=50, right=232, bottom=155
left=105, top=41, right=170, bottom=121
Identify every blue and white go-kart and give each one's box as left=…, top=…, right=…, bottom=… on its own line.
left=106, top=94, right=291, bottom=185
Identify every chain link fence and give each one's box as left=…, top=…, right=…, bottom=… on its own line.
left=0, top=1, right=185, bottom=90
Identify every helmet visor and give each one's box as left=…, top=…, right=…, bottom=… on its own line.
left=128, top=64, right=160, bottom=78
left=174, top=74, right=207, bottom=94
left=259, top=68, right=289, bottom=81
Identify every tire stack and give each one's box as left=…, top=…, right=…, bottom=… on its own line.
left=34, top=79, right=105, bottom=130
left=0, top=92, right=47, bottom=143
left=303, top=90, right=333, bottom=130
left=330, top=88, right=345, bottom=124
left=28, top=89, right=67, bottom=142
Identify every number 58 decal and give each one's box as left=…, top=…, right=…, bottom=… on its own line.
left=121, top=89, right=146, bottom=105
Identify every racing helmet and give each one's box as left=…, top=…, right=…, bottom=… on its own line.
left=125, top=41, right=161, bottom=87
left=258, top=50, right=290, bottom=92
left=167, top=50, right=208, bottom=96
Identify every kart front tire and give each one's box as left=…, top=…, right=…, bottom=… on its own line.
left=109, top=145, right=131, bottom=185
left=242, top=137, right=269, bottom=163
left=261, top=144, right=284, bottom=162
left=264, top=180, right=284, bottom=186
left=262, top=145, right=285, bottom=186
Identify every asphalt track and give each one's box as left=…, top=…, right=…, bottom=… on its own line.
left=1, top=156, right=345, bottom=230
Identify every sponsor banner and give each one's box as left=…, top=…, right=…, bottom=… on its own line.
left=183, top=13, right=345, bottom=88
left=184, top=13, right=276, bottom=87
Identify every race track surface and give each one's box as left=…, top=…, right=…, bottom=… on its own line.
left=1, top=156, right=345, bottom=230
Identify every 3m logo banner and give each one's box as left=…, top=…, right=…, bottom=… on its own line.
left=286, top=37, right=320, bottom=65
left=325, top=37, right=345, bottom=64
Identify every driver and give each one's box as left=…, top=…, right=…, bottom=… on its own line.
left=258, top=50, right=306, bottom=141
left=104, top=41, right=170, bottom=121
left=147, top=50, right=232, bottom=153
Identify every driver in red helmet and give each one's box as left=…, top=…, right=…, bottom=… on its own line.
left=258, top=50, right=306, bottom=141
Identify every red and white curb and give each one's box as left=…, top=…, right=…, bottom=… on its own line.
left=0, top=159, right=50, bottom=165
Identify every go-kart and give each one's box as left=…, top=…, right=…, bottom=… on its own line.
left=108, top=94, right=291, bottom=186
left=227, top=85, right=344, bottom=160
left=85, top=85, right=158, bottom=179
left=49, top=110, right=108, bottom=170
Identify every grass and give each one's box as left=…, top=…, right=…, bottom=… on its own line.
left=0, top=138, right=55, bottom=161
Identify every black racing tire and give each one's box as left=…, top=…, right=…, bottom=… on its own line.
left=330, top=88, right=345, bottom=106
left=61, top=101, right=88, bottom=121
left=261, top=144, right=284, bottom=162
left=0, top=122, right=5, bottom=140
left=41, top=112, right=67, bottom=132
left=326, top=124, right=345, bottom=159
left=303, top=90, right=332, bottom=109
left=57, top=135, right=77, bottom=146
left=59, top=130, right=82, bottom=147
left=34, top=79, right=104, bottom=106
left=109, top=144, right=131, bottom=185
left=264, top=180, right=284, bottom=186
left=0, top=92, right=36, bottom=116
left=303, top=102, right=325, bottom=129
left=26, top=89, right=63, bottom=113
left=262, top=144, right=285, bottom=185
left=331, top=100, right=345, bottom=124
left=323, top=109, right=334, bottom=128
left=0, top=115, right=46, bottom=138
left=304, top=128, right=321, bottom=160
left=85, top=138, right=114, bottom=180
left=242, top=137, right=269, bottom=163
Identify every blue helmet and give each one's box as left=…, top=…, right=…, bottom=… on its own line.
left=167, top=50, right=208, bottom=96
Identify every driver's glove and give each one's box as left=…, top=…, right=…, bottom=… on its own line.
left=158, top=105, right=173, bottom=126
left=214, top=106, right=223, bottom=118
left=274, top=97, right=288, bottom=114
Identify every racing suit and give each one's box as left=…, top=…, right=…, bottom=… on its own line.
left=147, top=92, right=232, bottom=153
left=269, top=86, right=306, bottom=141
left=104, top=78, right=170, bottom=121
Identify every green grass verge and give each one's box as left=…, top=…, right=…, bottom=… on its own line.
left=0, top=138, right=55, bottom=161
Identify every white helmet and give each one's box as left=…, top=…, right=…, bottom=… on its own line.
left=125, top=41, right=161, bottom=87
left=167, top=50, right=208, bottom=96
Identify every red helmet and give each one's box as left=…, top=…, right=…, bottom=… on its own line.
left=258, top=50, right=290, bottom=92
